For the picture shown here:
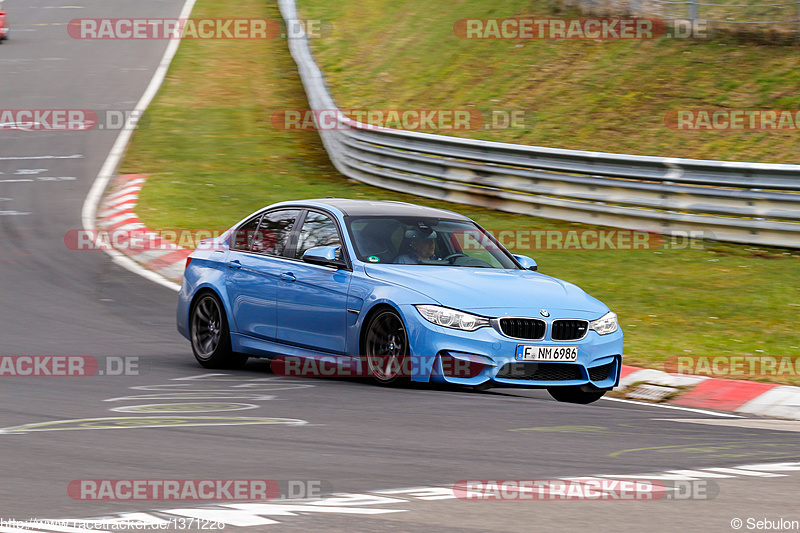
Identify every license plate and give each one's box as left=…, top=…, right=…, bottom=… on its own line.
left=515, top=345, right=578, bottom=362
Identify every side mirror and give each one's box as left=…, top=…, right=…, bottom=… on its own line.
left=513, top=254, right=538, bottom=271
left=302, top=245, right=345, bottom=268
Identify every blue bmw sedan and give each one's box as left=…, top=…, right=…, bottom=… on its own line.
left=177, top=199, right=622, bottom=404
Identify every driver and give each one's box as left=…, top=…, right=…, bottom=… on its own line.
left=395, top=232, right=437, bottom=264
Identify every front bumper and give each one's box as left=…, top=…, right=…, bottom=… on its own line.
left=400, top=304, right=623, bottom=389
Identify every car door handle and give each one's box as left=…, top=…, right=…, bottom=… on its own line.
left=280, top=272, right=296, bottom=282
left=228, top=260, right=242, bottom=269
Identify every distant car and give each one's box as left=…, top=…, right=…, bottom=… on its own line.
left=177, top=199, right=623, bottom=404
left=0, top=1, right=8, bottom=43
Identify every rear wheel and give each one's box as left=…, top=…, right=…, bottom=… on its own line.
left=364, top=309, right=408, bottom=386
left=190, top=292, right=248, bottom=369
left=548, top=386, right=607, bottom=404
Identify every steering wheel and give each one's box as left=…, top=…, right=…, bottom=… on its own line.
left=442, top=253, right=468, bottom=264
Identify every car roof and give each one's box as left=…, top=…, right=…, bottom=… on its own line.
left=277, top=198, right=471, bottom=220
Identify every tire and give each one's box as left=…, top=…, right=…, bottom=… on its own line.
left=190, top=292, right=248, bottom=369
left=548, top=386, right=607, bottom=404
left=363, top=309, right=409, bottom=386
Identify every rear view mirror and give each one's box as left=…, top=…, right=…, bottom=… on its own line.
left=302, top=245, right=345, bottom=268
left=513, top=254, right=538, bottom=271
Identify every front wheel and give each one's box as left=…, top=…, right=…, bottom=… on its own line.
left=364, top=309, right=409, bottom=386
left=190, top=292, right=248, bottom=369
left=548, top=386, right=607, bottom=404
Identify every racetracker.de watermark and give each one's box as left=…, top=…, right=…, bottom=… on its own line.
left=665, top=356, right=800, bottom=378
left=271, top=355, right=485, bottom=379
left=63, top=229, right=711, bottom=252
left=64, top=229, right=226, bottom=252
left=0, top=356, right=145, bottom=377
left=453, top=18, right=707, bottom=39
left=453, top=479, right=718, bottom=500
left=665, top=109, right=800, bottom=131
left=68, top=479, right=330, bottom=501
left=270, top=109, right=530, bottom=131
left=68, top=18, right=325, bottom=39
left=0, top=110, right=144, bottom=132
left=465, top=229, right=710, bottom=251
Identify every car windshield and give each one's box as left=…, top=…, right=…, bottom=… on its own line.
left=345, top=216, right=519, bottom=269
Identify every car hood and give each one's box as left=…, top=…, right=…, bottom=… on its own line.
left=364, top=265, right=609, bottom=319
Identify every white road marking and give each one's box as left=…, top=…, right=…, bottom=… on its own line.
left=0, top=154, right=82, bottom=160
left=601, top=396, right=743, bottom=418
left=14, top=168, right=48, bottom=175
left=657, top=417, right=800, bottom=432
left=0, top=177, right=75, bottom=183
left=0, top=122, right=49, bottom=129
left=375, top=487, right=457, bottom=500
left=737, top=462, right=800, bottom=472
left=162, top=508, right=280, bottom=527
left=167, top=501, right=407, bottom=526
left=104, top=393, right=278, bottom=401
left=130, top=382, right=313, bottom=391
left=170, top=373, right=294, bottom=382
left=104, top=376, right=299, bottom=402
left=704, top=467, right=785, bottom=477
left=171, top=373, right=232, bottom=380
left=0, top=416, right=307, bottom=434
left=38, top=461, right=800, bottom=530
left=109, top=402, right=260, bottom=413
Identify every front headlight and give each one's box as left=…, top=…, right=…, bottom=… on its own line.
left=589, top=311, right=618, bottom=335
left=415, top=305, right=491, bottom=332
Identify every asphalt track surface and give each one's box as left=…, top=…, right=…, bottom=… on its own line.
left=1, top=1, right=799, bottom=531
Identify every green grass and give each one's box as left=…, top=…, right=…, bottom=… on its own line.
left=299, top=0, right=800, bottom=163
left=123, top=0, right=800, bottom=384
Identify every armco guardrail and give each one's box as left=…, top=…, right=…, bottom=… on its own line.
left=278, top=0, right=800, bottom=248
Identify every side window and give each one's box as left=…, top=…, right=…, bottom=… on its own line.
left=230, top=215, right=262, bottom=251
left=253, top=209, right=299, bottom=256
left=295, top=211, right=342, bottom=259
